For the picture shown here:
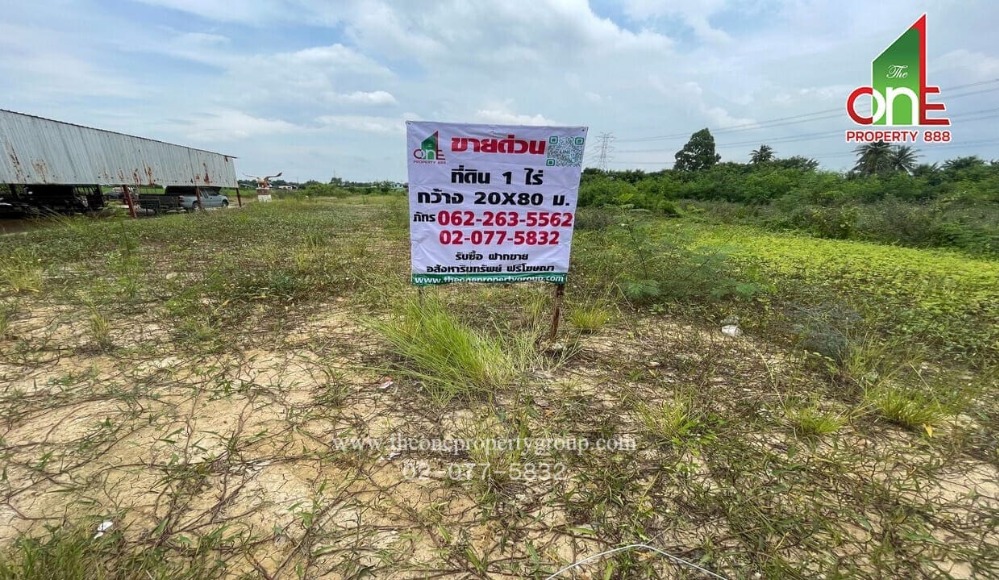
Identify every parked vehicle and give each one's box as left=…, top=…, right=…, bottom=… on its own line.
left=0, top=184, right=103, bottom=215
left=105, top=186, right=136, bottom=202
left=137, top=194, right=183, bottom=214
left=164, top=186, right=229, bottom=211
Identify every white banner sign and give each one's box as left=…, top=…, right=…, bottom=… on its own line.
left=406, top=121, right=587, bottom=285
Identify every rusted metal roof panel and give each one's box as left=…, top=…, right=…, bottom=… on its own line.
left=0, top=110, right=237, bottom=187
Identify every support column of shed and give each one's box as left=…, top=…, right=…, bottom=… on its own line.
left=122, top=185, right=137, bottom=218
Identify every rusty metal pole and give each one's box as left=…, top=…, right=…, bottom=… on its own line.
left=195, top=185, right=203, bottom=211
left=122, top=185, right=137, bottom=218
left=235, top=182, right=242, bottom=208
left=547, top=283, right=565, bottom=342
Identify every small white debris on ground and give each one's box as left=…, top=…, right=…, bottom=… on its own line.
left=721, top=324, right=742, bottom=337
left=94, top=520, right=114, bottom=538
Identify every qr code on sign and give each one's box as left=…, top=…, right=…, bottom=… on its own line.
left=545, top=136, right=585, bottom=167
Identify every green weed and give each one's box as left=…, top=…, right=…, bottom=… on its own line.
left=371, top=298, right=514, bottom=403
left=0, top=302, right=14, bottom=340
left=693, top=224, right=999, bottom=367
left=316, top=365, right=351, bottom=407
left=86, top=305, right=113, bottom=352
left=567, top=303, right=612, bottom=333
left=578, top=220, right=762, bottom=309
left=0, top=524, right=223, bottom=580
left=637, top=398, right=703, bottom=446
left=304, top=230, right=327, bottom=248
left=864, top=385, right=947, bottom=433
left=785, top=404, right=845, bottom=438
left=0, top=250, right=44, bottom=294
left=461, top=414, right=527, bottom=498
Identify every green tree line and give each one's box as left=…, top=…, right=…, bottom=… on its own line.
left=580, top=129, right=998, bottom=256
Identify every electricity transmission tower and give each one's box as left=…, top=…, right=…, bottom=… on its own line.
left=596, top=132, right=614, bottom=171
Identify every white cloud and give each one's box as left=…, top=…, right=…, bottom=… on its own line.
left=621, top=0, right=732, bottom=43
left=327, top=90, right=397, bottom=106
left=343, top=0, right=673, bottom=67
left=647, top=79, right=756, bottom=129
left=130, top=0, right=293, bottom=24
left=3, top=0, right=998, bottom=180
left=316, top=115, right=407, bottom=135
left=473, top=109, right=558, bottom=126
left=144, top=30, right=234, bottom=67
left=0, top=23, right=141, bottom=99
left=344, top=1, right=445, bottom=61
left=174, top=110, right=301, bottom=141
left=701, top=105, right=755, bottom=130
left=220, top=43, right=396, bottom=111
left=933, top=49, right=999, bottom=83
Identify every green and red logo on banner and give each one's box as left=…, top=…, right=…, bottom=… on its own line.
left=845, top=14, right=951, bottom=144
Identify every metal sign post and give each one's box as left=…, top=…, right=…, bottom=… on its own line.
left=548, top=283, right=566, bottom=342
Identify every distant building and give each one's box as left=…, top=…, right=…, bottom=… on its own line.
left=0, top=109, right=237, bottom=188
left=0, top=109, right=237, bottom=215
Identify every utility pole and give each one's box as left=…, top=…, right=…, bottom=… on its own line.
left=597, top=132, right=614, bottom=171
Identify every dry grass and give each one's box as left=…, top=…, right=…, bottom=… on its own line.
left=0, top=198, right=995, bottom=579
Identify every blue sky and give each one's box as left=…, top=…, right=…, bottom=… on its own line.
left=2, top=0, right=997, bottom=182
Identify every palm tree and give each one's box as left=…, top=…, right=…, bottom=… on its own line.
left=750, top=144, right=774, bottom=165
left=942, top=156, right=985, bottom=173
left=888, top=145, right=919, bottom=174
left=853, top=141, right=892, bottom=176
left=911, top=162, right=939, bottom=178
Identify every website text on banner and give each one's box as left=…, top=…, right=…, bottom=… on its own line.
left=406, top=122, right=588, bottom=286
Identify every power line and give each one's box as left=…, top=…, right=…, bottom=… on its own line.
left=799, top=139, right=999, bottom=163
left=614, top=78, right=999, bottom=145
left=596, top=82, right=999, bottom=170
left=613, top=106, right=999, bottom=156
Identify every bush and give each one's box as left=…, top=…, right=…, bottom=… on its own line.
left=853, top=197, right=934, bottom=245
left=576, top=221, right=763, bottom=308
left=579, top=164, right=999, bottom=255
left=786, top=205, right=858, bottom=239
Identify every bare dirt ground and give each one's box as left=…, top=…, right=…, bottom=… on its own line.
left=1, top=294, right=996, bottom=579
left=1, top=201, right=996, bottom=578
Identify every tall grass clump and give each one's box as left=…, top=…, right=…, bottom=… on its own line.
left=371, top=298, right=514, bottom=403
left=0, top=524, right=223, bottom=580
left=0, top=249, right=44, bottom=294
left=0, top=300, right=16, bottom=339
left=864, top=384, right=948, bottom=433
left=567, top=303, right=612, bottom=333
left=637, top=398, right=704, bottom=447
left=87, top=305, right=114, bottom=352
left=784, top=403, right=845, bottom=439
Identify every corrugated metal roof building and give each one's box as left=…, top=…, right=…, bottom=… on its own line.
left=0, top=110, right=237, bottom=187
